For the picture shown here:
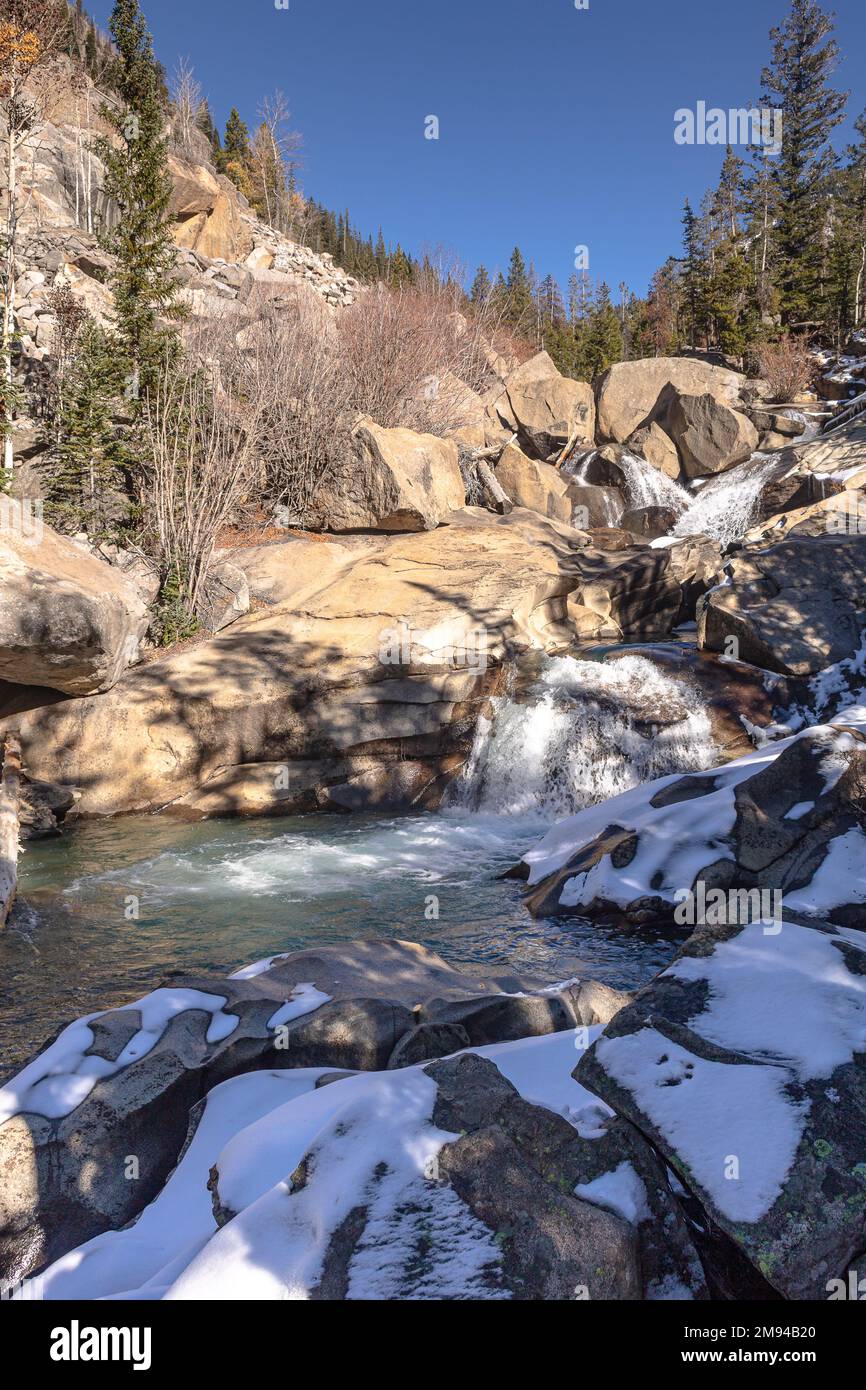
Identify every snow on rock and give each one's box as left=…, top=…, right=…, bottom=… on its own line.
left=577, top=916, right=866, bottom=1298
left=0, top=989, right=241, bottom=1126
left=522, top=705, right=866, bottom=926
left=21, top=1030, right=653, bottom=1302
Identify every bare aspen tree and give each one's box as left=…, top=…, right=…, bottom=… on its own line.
left=171, top=56, right=202, bottom=159
left=252, top=91, right=301, bottom=233
left=0, top=0, right=65, bottom=475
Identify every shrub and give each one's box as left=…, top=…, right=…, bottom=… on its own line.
left=755, top=334, right=817, bottom=402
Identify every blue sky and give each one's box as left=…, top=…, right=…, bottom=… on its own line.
left=87, top=0, right=866, bottom=298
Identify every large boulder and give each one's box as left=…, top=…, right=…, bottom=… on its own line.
left=0, top=520, right=148, bottom=695
left=491, top=352, right=595, bottom=458
left=495, top=443, right=572, bottom=523
left=656, top=387, right=759, bottom=479
left=699, top=533, right=866, bottom=676
left=596, top=358, right=744, bottom=444
left=8, top=511, right=590, bottom=816
left=308, top=418, right=465, bottom=532
left=576, top=914, right=866, bottom=1299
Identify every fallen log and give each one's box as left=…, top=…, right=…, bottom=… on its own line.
left=476, top=459, right=513, bottom=515
left=0, top=734, right=22, bottom=928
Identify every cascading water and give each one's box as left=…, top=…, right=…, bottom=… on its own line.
left=670, top=454, right=781, bottom=547
left=451, top=653, right=717, bottom=819
left=616, top=451, right=691, bottom=514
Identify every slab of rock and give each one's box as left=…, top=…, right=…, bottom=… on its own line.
left=491, top=352, right=595, bottom=458
left=698, top=533, right=866, bottom=676
left=657, top=387, right=759, bottom=479
left=596, top=358, right=744, bottom=444
left=0, top=520, right=148, bottom=695
left=308, top=417, right=465, bottom=532
left=495, top=443, right=572, bottom=523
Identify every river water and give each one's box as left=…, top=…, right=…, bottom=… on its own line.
left=0, top=651, right=720, bottom=1079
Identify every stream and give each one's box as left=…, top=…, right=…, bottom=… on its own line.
left=0, top=649, right=718, bottom=1080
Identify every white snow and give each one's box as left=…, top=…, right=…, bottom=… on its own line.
left=786, top=829, right=866, bottom=915
left=669, top=921, right=866, bottom=1082
left=594, top=1028, right=807, bottom=1223
left=0, top=981, right=330, bottom=1125
left=574, top=1160, right=650, bottom=1225
left=22, top=1069, right=332, bottom=1300
left=0, top=990, right=239, bottom=1124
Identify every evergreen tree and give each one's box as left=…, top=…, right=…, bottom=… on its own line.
left=760, top=0, right=848, bottom=324
left=222, top=107, right=252, bottom=193
left=96, top=0, right=183, bottom=396
left=505, top=246, right=533, bottom=328
left=680, top=199, right=709, bottom=346
left=47, top=322, right=130, bottom=538
left=580, top=282, right=624, bottom=378
left=470, top=265, right=492, bottom=304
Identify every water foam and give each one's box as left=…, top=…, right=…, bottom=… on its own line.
left=451, top=654, right=717, bottom=818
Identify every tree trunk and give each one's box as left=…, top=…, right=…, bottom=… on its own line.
left=0, top=735, right=22, bottom=929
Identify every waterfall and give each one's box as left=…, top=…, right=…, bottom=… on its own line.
left=451, top=654, right=717, bottom=819
left=671, top=454, right=780, bottom=547
left=616, top=451, right=691, bottom=514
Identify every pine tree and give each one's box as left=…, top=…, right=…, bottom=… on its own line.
left=580, top=282, right=624, bottom=378
left=505, top=246, right=533, bottom=328
left=760, top=0, right=848, bottom=325
left=680, top=199, right=709, bottom=346
left=470, top=265, right=492, bottom=304
left=47, top=322, right=130, bottom=538
left=96, top=0, right=183, bottom=396
left=222, top=107, right=252, bottom=194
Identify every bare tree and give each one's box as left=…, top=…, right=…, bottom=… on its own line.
left=0, top=0, right=66, bottom=474
left=249, top=91, right=301, bottom=233
left=140, top=331, right=262, bottom=624
left=170, top=56, right=202, bottom=160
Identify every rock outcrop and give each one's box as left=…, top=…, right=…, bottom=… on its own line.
left=595, top=358, right=745, bottom=444
left=0, top=519, right=148, bottom=696
left=699, top=533, right=866, bottom=676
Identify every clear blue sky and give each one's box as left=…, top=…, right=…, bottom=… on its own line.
left=86, top=0, right=866, bottom=297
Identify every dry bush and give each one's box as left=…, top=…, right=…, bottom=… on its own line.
left=756, top=334, right=817, bottom=402
left=240, top=297, right=352, bottom=524
left=140, top=334, right=261, bottom=627
left=241, top=279, right=514, bottom=521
